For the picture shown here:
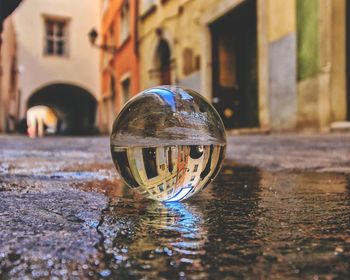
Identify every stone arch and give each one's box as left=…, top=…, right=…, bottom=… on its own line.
left=148, top=28, right=176, bottom=86
left=27, top=83, right=98, bottom=135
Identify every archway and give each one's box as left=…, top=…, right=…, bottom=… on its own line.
left=27, top=83, right=98, bottom=135
left=154, top=37, right=171, bottom=85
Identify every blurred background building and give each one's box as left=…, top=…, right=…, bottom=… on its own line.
left=11, top=0, right=100, bottom=135
left=0, top=17, right=19, bottom=133
left=97, top=0, right=140, bottom=133
left=135, top=0, right=349, bottom=132
left=0, top=0, right=21, bottom=133
left=1, top=0, right=350, bottom=135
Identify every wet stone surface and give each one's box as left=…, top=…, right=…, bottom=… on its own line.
left=1, top=135, right=350, bottom=279
left=227, top=133, right=350, bottom=173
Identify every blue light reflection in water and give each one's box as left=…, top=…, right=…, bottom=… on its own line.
left=141, top=200, right=207, bottom=253
left=162, top=201, right=200, bottom=234
left=164, top=202, right=205, bottom=251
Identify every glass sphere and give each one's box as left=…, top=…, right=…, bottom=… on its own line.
left=110, top=86, right=226, bottom=202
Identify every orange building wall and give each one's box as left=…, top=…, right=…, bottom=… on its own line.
left=100, top=0, right=140, bottom=132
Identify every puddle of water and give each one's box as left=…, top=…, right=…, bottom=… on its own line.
left=2, top=161, right=350, bottom=279
left=85, top=164, right=350, bottom=279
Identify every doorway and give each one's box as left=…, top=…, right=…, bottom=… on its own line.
left=210, top=0, right=259, bottom=129
left=156, top=38, right=171, bottom=85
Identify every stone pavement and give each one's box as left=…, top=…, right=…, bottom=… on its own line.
left=0, top=136, right=114, bottom=278
left=226, top=132, right=350, bottom=174
left=1, top=132, right=349, bottom=177
left=0, top=133, right=349, bottom=278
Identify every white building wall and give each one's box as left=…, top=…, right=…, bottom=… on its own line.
left=12, top=0, right=100, bottom=117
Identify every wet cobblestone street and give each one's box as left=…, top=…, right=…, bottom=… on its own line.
left=1, top=134, right=350, bottom=279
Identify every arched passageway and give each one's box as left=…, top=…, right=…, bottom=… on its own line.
left=27, top=83, right=98, bottom=135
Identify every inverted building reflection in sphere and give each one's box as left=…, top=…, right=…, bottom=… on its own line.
left=110, top=86, right=226, bottom=202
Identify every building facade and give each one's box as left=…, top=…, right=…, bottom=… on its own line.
left=0, top=17, right=19, bottom=132
left=111, top=144, right=223, bottom=201
left=138, top=0, right=350, bottom=132
left=99, top=0, right=140, bottom=133
left=12, top=0, right=101, bottom=134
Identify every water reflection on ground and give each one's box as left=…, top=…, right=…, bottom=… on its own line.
left=88, top=162, right=350, bottom=279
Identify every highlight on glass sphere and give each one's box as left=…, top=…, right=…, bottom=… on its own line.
left=110, top=86, right=226, bottom=202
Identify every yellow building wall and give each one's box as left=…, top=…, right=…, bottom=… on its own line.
left=138, top=0, right=348, bottom=132
left=138, top=0, right=212, bottom=91
left=268, top=0, right=296, bottom=42
left=297, top=0, right=347, bottom=131
left=138, top=0, right=298, bottom=131
left=329, top=0, right=346, bottom=123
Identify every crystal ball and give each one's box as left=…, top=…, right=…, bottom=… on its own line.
left=110, top=86, right=226, bottom=202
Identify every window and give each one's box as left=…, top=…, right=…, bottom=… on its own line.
left=193, top=164, right=198, bottom=172
left=9, top=57, right=17, bottom=95
left=167, top=147, right=173, bottom=172
left=120, top=0, right=130, bottom=44
left=183, top=48, right=194, bottom=75
left=109, top=75, right=116, bottom=126
left=142, top=147, right=158, bottom=179
left=158, top=183, right=164, bottom=192
left=190, top=176, right=195, bottom=182
left=121, top=77, right=130, bottom=105
left=44, top=18, right=68, bottom=57
left=110, top=74, right=116, bottom=98
left=156, top=38, right=171, bottom=84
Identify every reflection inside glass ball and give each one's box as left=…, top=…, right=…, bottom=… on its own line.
left=110, top=86, right=226, bottom=202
